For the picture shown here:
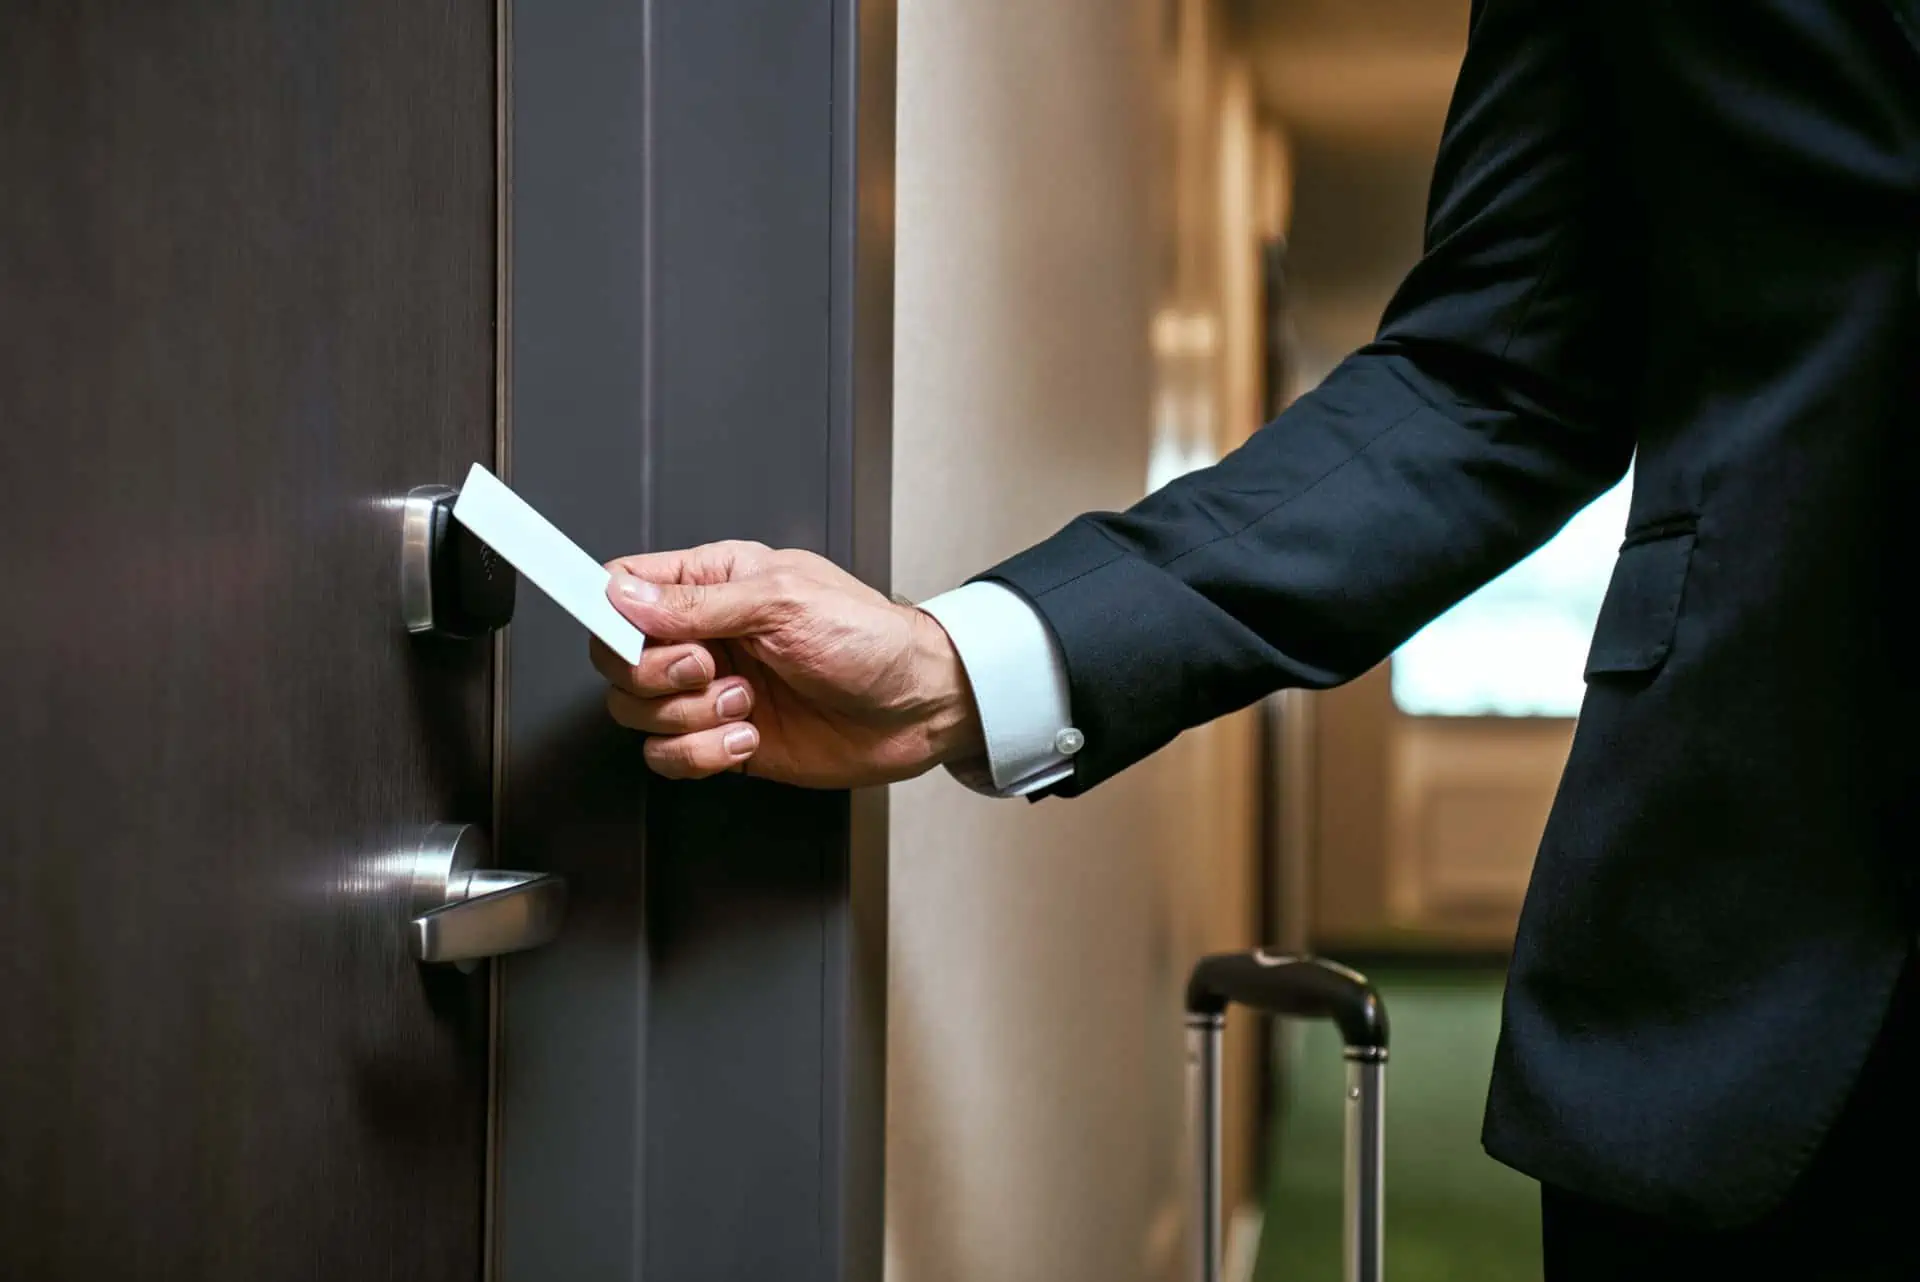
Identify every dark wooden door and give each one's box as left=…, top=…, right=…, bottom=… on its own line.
left=0, top=5, right=498, bottom=1279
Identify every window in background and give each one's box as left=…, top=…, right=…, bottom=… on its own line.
left=1390, top=471, right=1632, bottom=718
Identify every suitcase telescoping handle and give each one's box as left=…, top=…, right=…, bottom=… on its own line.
left=1185, top=951, right=1389, bottom=1282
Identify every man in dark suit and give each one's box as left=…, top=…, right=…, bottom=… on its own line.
left=590, top=0, right=1920, bottom=1273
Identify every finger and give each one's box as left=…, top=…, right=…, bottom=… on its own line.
left=604, top=679, right=754, bottom=735
left=607, top=571, right=797, bottom=641
left=590, top=637, right=715, bottom=696
left=642, top=722, right=761, bottom=780
left=605, top=540, right=772, bottom=588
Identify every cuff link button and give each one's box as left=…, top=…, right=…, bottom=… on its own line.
left=1054, top=727, right=1085, bottom=757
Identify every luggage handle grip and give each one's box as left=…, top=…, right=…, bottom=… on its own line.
left=1184, top=950, right=1389, bottom=1053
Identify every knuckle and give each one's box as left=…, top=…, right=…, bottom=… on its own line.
left=659, top=697, right=707, bottom=733
left=765, top=570, right=809, bottom=608
left=655, top=587, right=699, bottom=626
left=611, top=689, right=704, bottom=736
left=718, top=540, right=772, bottom=577
left=605, top=689, right=639, bottom=728
left=644, top=736, right=691, bottom=777
left=766, top=548, right=824, bottom=576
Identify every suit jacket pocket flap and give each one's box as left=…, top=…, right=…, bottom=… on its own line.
left=1584, top=525, right=1696, bottom=678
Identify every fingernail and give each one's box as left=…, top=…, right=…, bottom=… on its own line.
left=724, top=726, right=758, bottom=758
left=668, top=656, right=706, bottom=689
left=716, top=686, right=750, bottom=719
left=612, top=573, right=661, bottom=605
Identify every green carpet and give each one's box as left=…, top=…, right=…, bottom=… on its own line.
left=1252, top=968, right=1541, bottom=1282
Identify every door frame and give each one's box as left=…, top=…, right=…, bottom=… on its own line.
left=489, top=2, right=894, bottom=1278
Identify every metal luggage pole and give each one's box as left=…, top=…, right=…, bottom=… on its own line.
left=1344, top=1045, right=1387, bottom=1282
left=1188, top=1011, right=1227, bottom=1282
left=1186, top=951, right=1390, bottom=1282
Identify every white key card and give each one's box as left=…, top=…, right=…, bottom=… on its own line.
left=450, top=463, right=648, bottom=665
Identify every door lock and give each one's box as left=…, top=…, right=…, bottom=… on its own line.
left=400, top=483, right=517, bottom=639
left=405, top=823, right=566, bottom=969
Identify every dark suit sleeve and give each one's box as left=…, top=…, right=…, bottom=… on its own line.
left=980, top=0, right=1637, bottom=796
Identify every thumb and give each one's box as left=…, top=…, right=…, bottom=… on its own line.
left=608, top=571, right=779, bottom=641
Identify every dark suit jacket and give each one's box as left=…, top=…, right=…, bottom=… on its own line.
left=983, top=0, right=1920, bottom=1229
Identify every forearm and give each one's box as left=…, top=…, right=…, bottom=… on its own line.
left=981, top=340, right=1631, bottom=796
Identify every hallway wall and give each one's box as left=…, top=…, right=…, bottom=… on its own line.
left=887, top=2, right=1266, bottom=1279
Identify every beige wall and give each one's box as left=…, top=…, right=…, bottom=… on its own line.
left=888, top=2, right=1266, bottom=1280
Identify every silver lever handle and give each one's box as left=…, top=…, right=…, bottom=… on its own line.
left=412, top=870, right=566, bottom=965
left=406, top=823, right=567, bottom=966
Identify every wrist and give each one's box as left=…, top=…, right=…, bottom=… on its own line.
left=906, top=606, right=985, bottom=767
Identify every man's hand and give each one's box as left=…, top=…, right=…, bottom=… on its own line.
left=592, top=541, right=985, bottom=787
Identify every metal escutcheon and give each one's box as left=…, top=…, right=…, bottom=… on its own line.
left=400, top=484, right=516, bottom=639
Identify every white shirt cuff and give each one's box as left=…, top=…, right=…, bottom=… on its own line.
left=918, top=581, right=1082, bottom=798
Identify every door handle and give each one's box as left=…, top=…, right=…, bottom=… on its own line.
left=406, top=822, right=566, bottom=967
